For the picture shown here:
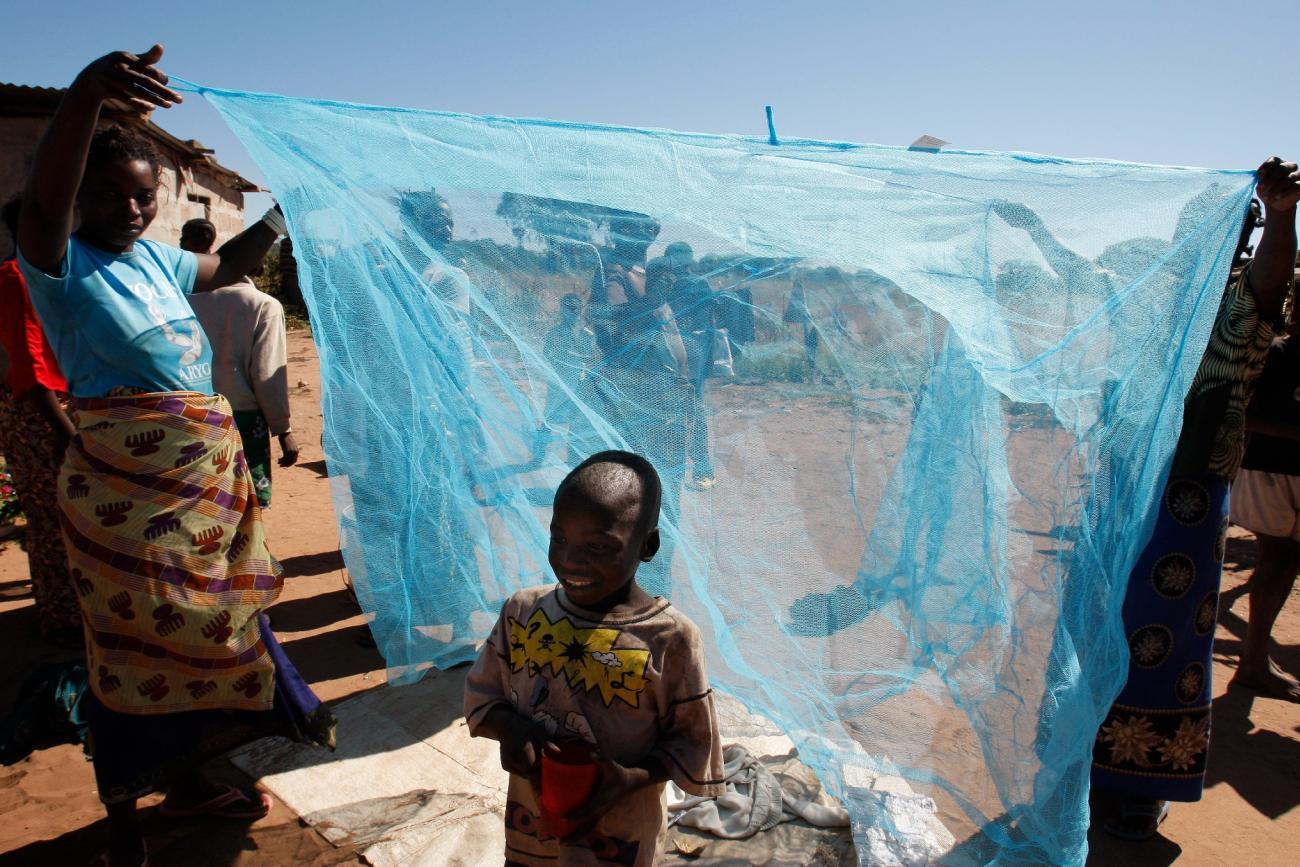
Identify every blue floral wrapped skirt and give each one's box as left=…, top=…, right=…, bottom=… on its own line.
left=1092, top=473, right=1227, bottom=802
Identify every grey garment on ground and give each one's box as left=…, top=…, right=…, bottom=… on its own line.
left=667, top=744, right=849, bottom=839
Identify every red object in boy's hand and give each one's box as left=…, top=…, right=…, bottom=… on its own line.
left=539, top=740, right=599, bottom=838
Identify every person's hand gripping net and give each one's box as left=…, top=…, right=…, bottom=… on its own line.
left=1256, top=157, right=1300, bottom=215
left=74, top=44, right=183, bottom=115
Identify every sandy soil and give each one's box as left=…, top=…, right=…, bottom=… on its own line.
left=0, top=328, right=1296, bottom=866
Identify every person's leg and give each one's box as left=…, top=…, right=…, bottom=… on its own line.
left=524, top=425, right=552, bottom=470
left=1231, top=532, right=1300, bottom=701
left=623, top=371, right=688, bottom=597
left=232, top=410, right=273, bottom=510
left=1102, top=794, right=1170, bottom=841
left=161, top=769, right=269, bottom=816
left=685, top=376, right=714, bottom=484
left=3, top=399, right=82, bottom=638
left=104, top=799, right=145, bottom=866
left=164, top=770, right=226, bottom=804
left=525, top=387, right=573, bottom=469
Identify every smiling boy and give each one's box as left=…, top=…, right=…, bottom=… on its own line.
left=464, top=451, right=724, bottom=866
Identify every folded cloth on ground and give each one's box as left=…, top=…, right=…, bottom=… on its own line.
left=667, top=744, right=850, bottom=839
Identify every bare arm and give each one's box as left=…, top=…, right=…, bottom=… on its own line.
left=193, top=220, right=281, bottom=293
left=473, top=703, right=531, bottom=742
left=18, top=46, right=180, bottom=274
left=1027, top=226, right=1097, bottom=283
left=22, top=385, right=76, bottom=457
left=1251, top=157, right=1300, bottom=321
left=655, top=304, right=690, bottom=377
left=991, top=200, right=1100, bottom=285
left=605, top=276, right=628, bottom=305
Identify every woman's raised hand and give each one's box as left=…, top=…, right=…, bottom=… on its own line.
left=72, top=44, right=182, bottom=113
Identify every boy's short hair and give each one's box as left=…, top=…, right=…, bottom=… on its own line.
left=560, top=451, right=662, bottom=534
left=86, top=125, right=162, bottom=177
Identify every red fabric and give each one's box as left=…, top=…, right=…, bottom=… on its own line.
left=0, top=259, right=67, bottom=396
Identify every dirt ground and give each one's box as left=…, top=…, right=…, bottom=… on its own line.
left=0, top=328, right=1296, bottom=866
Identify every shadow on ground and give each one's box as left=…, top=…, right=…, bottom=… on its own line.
left=270, top=588, right=359, bottom=634
left=296, top=460, right=330, bottom=479
left=0, top=541, right=414, bottom=867
left=0, top=799, right=361, bottom=866
left=278, top=549, right=346, bottom=579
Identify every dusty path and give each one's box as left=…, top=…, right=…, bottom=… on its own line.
left=0, top=328, right=1296, bottom=866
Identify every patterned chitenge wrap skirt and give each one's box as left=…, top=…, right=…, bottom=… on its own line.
left=1092, top=473, right=1227, bottom=802
left=58, top=391, right=333, bottom=803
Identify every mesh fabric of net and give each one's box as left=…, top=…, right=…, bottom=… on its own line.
left=182, top=79, right=1253, bottom=865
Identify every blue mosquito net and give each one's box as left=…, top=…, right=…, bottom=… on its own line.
left=180, top=79, right=1253, bottom=865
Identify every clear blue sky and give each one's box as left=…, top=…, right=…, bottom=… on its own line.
left=2, top=0, right=1294, bottom=220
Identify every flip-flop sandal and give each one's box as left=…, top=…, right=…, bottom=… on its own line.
left=158, top=784, right=271, bottom=820
left=1104, top=798, right=1170, bottom=841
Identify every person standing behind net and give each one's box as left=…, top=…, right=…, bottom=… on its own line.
left=527, top=292, right=597, bottom=469
left=1091, top=158, right=1299, bottom=840
left=783, top=280, right=820, bottom=378
left=16, top=45, right=334, bottom=866
left=180, top=217, right=299, bottom=508
left=404, top=192, right=476, bottom=373
left=0, top=197, right=81, bottom=644
left=664, top=242, right=717, bottom=490
left=586, top=215, right=691, bottom=595
left=1228, top=303, right=1300, bottom=703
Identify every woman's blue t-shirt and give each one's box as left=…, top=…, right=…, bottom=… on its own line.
left=18, top=236, right=214, bottom=397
